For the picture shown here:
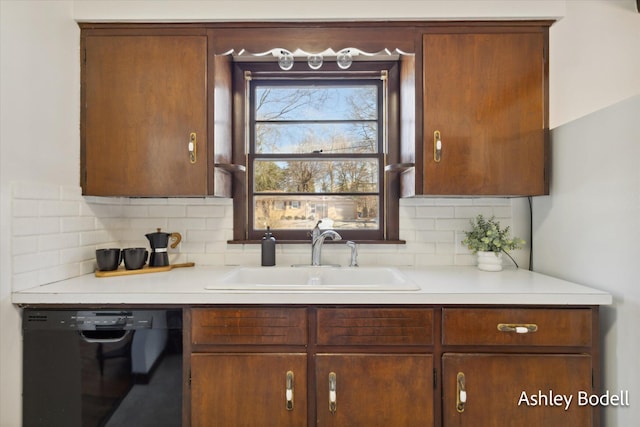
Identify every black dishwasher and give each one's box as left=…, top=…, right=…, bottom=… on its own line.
left=22, top=309, right=182, bottom=427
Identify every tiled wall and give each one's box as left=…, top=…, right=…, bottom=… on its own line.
left=10, top=181, right=515, bottom=291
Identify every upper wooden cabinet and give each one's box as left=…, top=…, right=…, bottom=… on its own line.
left=81, top=30, right=215, bottom=196
left=418, top=26, right=549, bottom=195
left=80, top=22, right=550, bottom=198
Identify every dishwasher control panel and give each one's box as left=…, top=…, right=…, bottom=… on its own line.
left=23, top=310, right=154, bottom=330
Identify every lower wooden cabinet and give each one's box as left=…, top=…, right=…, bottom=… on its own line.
left=187, top=306, right=599, bottom=427
left=191, top=353, right=307, bottom=427
left=316, top=354, right=433, bottom=426
left=442, top=353, right=593, bottom=427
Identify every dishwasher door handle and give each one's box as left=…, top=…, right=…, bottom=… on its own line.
left=79, top=329, right=131, bottom=343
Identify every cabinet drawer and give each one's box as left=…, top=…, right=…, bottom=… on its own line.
left=317, top=308, right=434, bottom=346
left=442, top=308, right=592, bottom=347
left=191, top=308, right=307, bottom=345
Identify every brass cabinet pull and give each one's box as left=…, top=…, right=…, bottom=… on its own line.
left=497, top=323, right=539, bottom=334
left=188, top=132, right=197, bottom=164
left=328, top=372, right=337, bottom=414
left=434, top=130, right=442, bottom=162
left=456, top=372, right=466, bottom=413
left=285, top=371, right=294, bottom=411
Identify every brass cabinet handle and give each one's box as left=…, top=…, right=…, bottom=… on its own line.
left=328, top=372, right=337, bottom=414
left=497, top=323, right=539, bottom=334
left=188, top=132, right=197, bottom=164
left=456, top=372, right=466, bottom=413
left=285, top=371, right=294, bottom=411
left=434, top=130, right=442, bottom=162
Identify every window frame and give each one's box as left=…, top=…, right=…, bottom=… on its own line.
left=231, top=61, right=401, bottom=243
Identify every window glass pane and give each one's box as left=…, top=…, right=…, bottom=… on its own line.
left=254, top=159, right=379, bottom=193
left=254, top=195, right=379, bottom=231
left=256, top=122, right=378, bottom=154
left=255, top=85, right=377, bottom=121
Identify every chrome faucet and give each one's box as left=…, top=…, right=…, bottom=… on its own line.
left=346, top=241, right=358, bottom=267
left=311, top=221, right=342, bottom=266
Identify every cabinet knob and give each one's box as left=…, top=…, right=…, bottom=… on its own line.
left=285, top=371, right=294, bottom=411
left=188, top=132, right=197, bottom=164
left=328, top=372, right=337, bottom=414
left=434, top=130, right=442, bottom=163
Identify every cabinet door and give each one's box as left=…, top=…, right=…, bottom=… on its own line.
left=316, top=354, right=433, bottom=427
left=422, top=29, right=547, bottom=195
left=191, top=353, right=307, bottom=427
left=83, top=34, right=208, bottom=196
left=442, top=353, right=593, bottom=427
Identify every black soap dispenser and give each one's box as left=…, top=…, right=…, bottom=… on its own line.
left=261, top=227, right=276, bottom=266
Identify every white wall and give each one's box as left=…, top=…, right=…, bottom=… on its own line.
left=549, top=0, right=640, bottom=127
left=72, top=0, right=565, bottom=21
left=2, top=0, right=638, bottom=425
left=534, top=95, right=640, bottom=426
left=1, top=1, right=78, bottom=425
left=537, top=2, right=640, bottom=425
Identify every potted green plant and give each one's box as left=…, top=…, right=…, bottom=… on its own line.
left=461, top=215, right=525, bottom=271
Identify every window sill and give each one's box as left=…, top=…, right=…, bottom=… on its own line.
left=227, top=240, right=406, bottom=245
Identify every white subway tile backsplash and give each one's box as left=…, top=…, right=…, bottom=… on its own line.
left=39, top=200, right=80, bottom=217
left=186, top=229, right=221, bottom=243
left=13, top=251, right=59, bottom=275
left=121, top=205, right=151, bottom=218
left=472, top=197, right=511, bottom=206
left=39, top=232, right=79, bottom=251
left=129, top=217, right=168, bottom=230
left=167, top=218, right=207, bottom=231
left=404, top=241, right=436, bottom=254
left=96, top=217, right=128, bottom=230
left=148, top=205, right=187, bottom=218
left=10, top=182, right=518, bottom=290
left=130, top=197, right=168, bottom=206
left=436, top=198, right=474, bottom=206
left=61, top=217, right=96, bottom=233
left=12, top=217, right=60, bottom=236
left=60, top=246, right=95, bottom=265
left=435, top=218, right=470, bottom=231
left=37, top=263, right=83, bottom=286
left=416, top=230, right=455, bottom=244
left=12, top=271, right=41, bottom=293
left=403, top=218, right=436, bottom=231
left=490, top=205, right=512, bottom=218
left=60, top=185, right=83, bottom=201
left=415, top=253, right=455, bottom=266
left=454, top=205, right=495, bottom=218
left=187, top=205, right=226, bottom=218
left=12, top=199, right=39, bottom=217
left=80, top=230, right=113, bottom=246
left=12, top=236, right=38, bottom=256
left=415, top=206, right=455, bottom=218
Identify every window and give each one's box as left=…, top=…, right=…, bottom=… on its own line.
left=234, top=62, right=400, bottom=242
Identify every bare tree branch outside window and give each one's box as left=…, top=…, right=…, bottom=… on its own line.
left=250, top=80, right=383, bottom=235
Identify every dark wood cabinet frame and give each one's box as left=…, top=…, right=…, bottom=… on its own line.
left=80, top=21, right=551, bottom=241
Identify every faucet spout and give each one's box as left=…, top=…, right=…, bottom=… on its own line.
left=311, top=228, right=342, bottom=266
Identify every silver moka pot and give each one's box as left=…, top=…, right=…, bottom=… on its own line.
left=145, top=228, right=182, bottom=267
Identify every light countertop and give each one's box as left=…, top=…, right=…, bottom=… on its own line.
left=12, top=265, right=612, bottom=306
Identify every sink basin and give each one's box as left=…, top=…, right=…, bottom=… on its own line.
left=205, top=266, right=419, bottom=291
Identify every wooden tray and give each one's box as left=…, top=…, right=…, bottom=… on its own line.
left=95, top=262, right=195, bottom=278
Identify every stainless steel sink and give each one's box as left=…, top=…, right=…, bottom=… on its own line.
left=205, top=266, right=419, bottom=291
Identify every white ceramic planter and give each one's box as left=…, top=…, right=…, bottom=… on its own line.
left=476, top=251, right=503, bottom=272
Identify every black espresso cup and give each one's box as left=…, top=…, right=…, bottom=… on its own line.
left=96, top=248, right=122, bottom=271
left=122, top=247, right=149, bottom=270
